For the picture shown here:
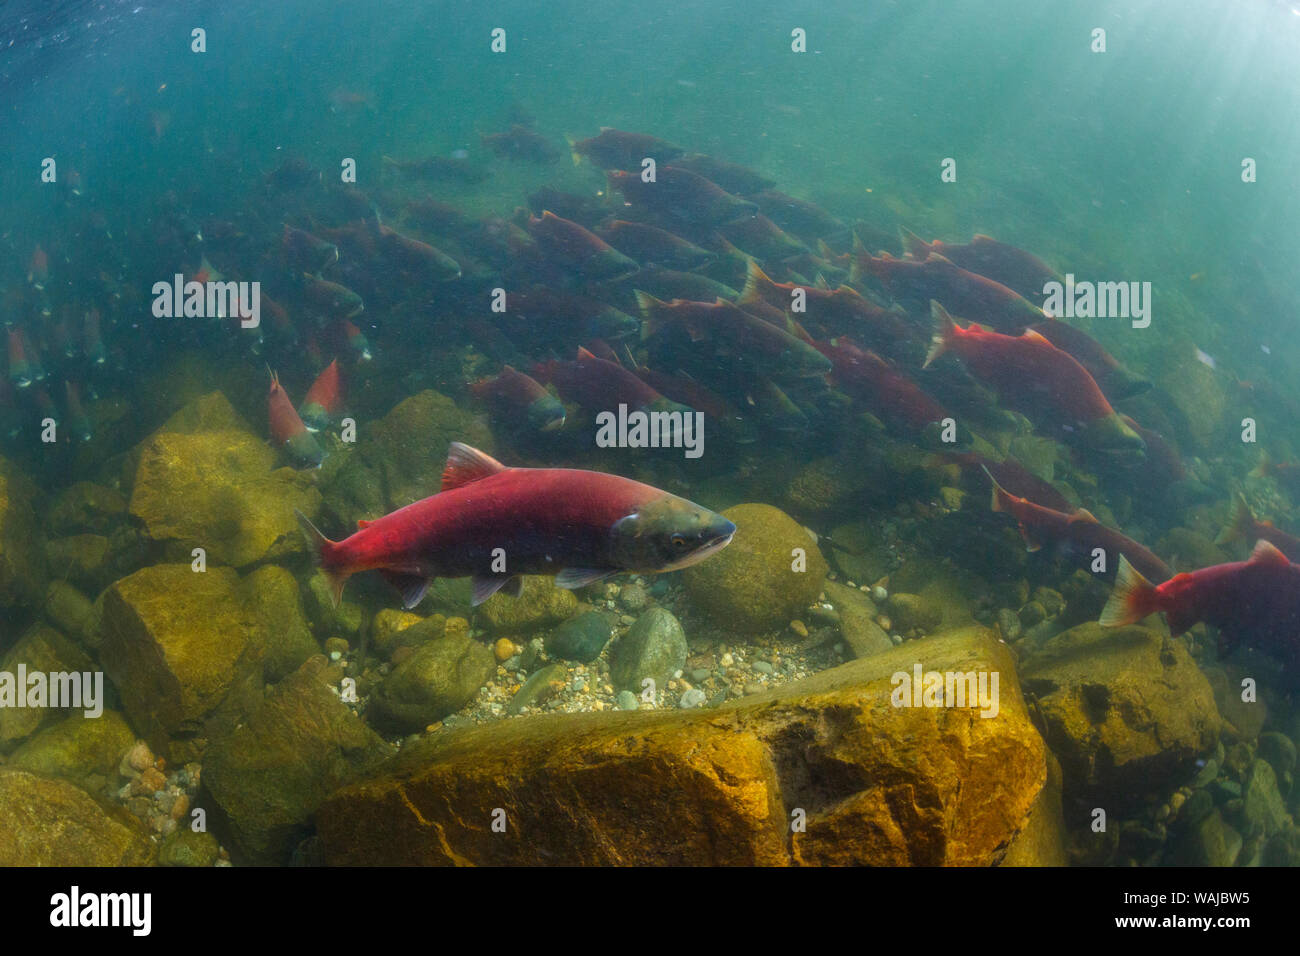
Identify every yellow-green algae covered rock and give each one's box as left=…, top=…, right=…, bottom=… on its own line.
left=681, top=503, right=827, bottom=634
left=317, top=627, right=1046, bottom=866
left=98, top=564, right=265, bottom=752
left=0, top=768, right=155, bottom=866
left=0, top=457, right=47, bottom=608
left=8, top=711, right=135, bottom=791
left=202, top=656, right=393, bottom=865
left=478, top=574, right=578, bottom=632
left=1020, top=621, right=1220, bottom=808
left=0, top=624, right=95, bottom=751
left=129, top=425, right=322, bottom=568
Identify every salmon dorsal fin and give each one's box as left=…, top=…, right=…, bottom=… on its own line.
left=1069, top=508, right=1099, bottom=524
left=357, top=518, right=373, bottom=529
left=1021, top=329, right=1052, bottom=346
left=1250, top=538, right=1290, bottom=566
left=576, top=345, right=598, bottom=360
left=442, top=442, right=507, bottom=491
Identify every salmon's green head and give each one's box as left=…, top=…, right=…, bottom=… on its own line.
left=608, top=494, right=735, bottom=573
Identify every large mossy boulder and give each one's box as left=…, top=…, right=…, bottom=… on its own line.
left=370, top=632, right=495, bottom=734
left=365, top=390, right=493, bottom=511
left=8, top=711, right=135, bottom=792
left=317, top=627, right=1047, bottom=866
left=98, top=564, right=265, bottom=753
left=681, top=503, right=827, bottom=634
left=0, top=625, right=95, bottom=751
left=477, top=575, right=577, bottom=633
left=201, top=657, right=393, bottom=865
left=129, top=426, right=322, bottom=568
left=0, top=457, right=47, bottom=608
left=0, top=768, right=155, bottom=866
left=241, top=565, right=319, bottom=682
left=1020, top=622, right=1220, bottom=807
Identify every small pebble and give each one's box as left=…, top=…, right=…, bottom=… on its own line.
left=876, top=615, right=891, bottom=631
left=752, top=661, right=774, bottom=675
left=125, top=741, right=154, bottom=774
left=719, top=652, right=734, bottom=667
left=493, top=637, right=517, bottom=662
left=679, top=688, right=707, bottom=708
left=615, top=690, right=639, bottom=711
left=871, top=586, right=888, bottom=603
left=690, top=668, right=711, bottom=683
left=789, top=620, right=808, bottom=638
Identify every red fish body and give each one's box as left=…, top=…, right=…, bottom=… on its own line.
left=535, top=347, right=688, bottom=415
left=939, top=451, right=1072, bottom=512
left=299, top=359, right=344, bottom=432
left=1030, top=319, right=1150, bottom=401
left=526, top=211, right=637, bottom=281
left=268, top=371, right=324, bottom=468
left=607, top=167, right=758, bottom=227
left=858, top=252, right=1045, bottom=333
left=988, top=471, right=1170, bottom=582
left=1216, top=494, right=1300, bottom=559
left=297, top=443, right=735, bottom=607
left=926, top=303, right=1145, bottom=453
left=569, top=128, right=684, bottom=170
left=1102, top=541, right=1300, bottom=671
left=900, top=229, right=1061, bottom=302
left=817, top=337, right=951, bottom=437
left=470, top=365, right=566, bottom=433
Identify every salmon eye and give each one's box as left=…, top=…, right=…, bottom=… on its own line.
left=670, top=533, right=688, bottom=550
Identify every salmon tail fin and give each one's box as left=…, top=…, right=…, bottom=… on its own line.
left=924, top=300, right=957, bottom=368
left=1215, top=492, right=1255, bottom=547
left=635, top=290, right=666, bottom=341
left=1249, top=449, right=1272, bottom=480
left=739, top=258, right=776, bottom=306
left=294, top=508, right=348, bottom=607
left=1099, top=555, right=1158, bottom=628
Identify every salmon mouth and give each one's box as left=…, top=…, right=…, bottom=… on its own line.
left=660, top=522, right=736, bottom=571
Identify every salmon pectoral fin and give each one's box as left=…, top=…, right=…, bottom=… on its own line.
left=471, top=574, right=521, bottom=606
left=555, top=567, right=617, bottom=590
left=380, top=569, right=432, bottom=609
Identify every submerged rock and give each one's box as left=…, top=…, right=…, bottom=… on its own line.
left=98, top=564, right=266, bottom=753
left=0, top=624, right=95, bottom=750
left=608, top=607, right=687, bottom=693
left=130, top=425, right=323, bottom=568
left=682, top=503, right=827, bottom=634
left=1020, top=622, right=1220, bottom=807
left=823, top=580, right=890, bottom=659
left=478, top=575, right=577, bottom=632
left=158, top=828, right=220, bottom=867
left=8, top=711, right=135, bottom=792
left=201, top=657, right=393, bottom=865
left=371, top=632, right=495, bottom=733
left=0, top=457, right=47, bottom=608
left=0, top=768, right=154, bottom=866
left=545, top=610, right=613, bottom=663
left=241, top=565, right=319, bottom=682
left=48, top=480, right=127, bottom=535
left=316, top=627, right=1046, bottom=866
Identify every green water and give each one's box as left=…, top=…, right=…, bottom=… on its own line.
left=2, top=0, right=1300, bottom=868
